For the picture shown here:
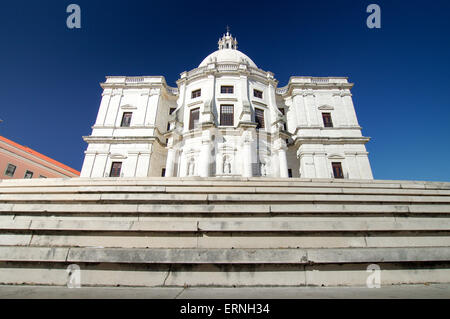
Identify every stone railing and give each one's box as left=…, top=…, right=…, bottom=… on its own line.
left=217, top=64, right=239, bottom=71
left=249, top=68, right=267, bottom=78
left=125, top=77, right=145, bottom=83
left=167, top=87, right=179, bottom=95
left=276, top=87, right=288, bottom=95
left=311, top=78, right=330, bottom=84
left=187, top=66, right=207, bottom=78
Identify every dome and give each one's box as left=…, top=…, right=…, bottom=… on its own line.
left=198, top=31, right=258, bottom=68
left=199, top=49, right=258, bottom=68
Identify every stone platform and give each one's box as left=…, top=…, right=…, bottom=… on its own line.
left=0, top=177, right=449, bottom=287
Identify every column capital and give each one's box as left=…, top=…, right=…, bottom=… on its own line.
left=273, top=138, right=287, bottom=151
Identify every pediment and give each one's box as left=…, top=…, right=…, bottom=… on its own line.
left=328, top=153, right=345, bottom=159
left=120, top=104, right=137, bottom=110
left=110, top=153, right=127, bottom=159
left=318, top=104, right=334, bottom=110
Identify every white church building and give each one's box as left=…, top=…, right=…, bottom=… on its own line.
left=80, top=32, right=373, bottom=179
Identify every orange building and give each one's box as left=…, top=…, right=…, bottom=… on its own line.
left=0, top=136, right=80, bottom=179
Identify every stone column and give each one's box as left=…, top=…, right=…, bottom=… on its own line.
left=242, top=131, right=253, bottom=178
left=275, top=139, right=288, bottom=178
left=165, top=148, right=176, bottom=177
left=199, top=143, right=211, bottom=177
left=356, top=153, right=373, bottom=179
left=278, top=148, right=289, bottom=178
left=292, top=92, right=308, bottom=127
left=342, top=92, right=359, bottom=127
left=314, top=152, right=328, bottom=178
left=199, top=130, right=212, bottom=177
left=95, top=91, right=112, bottom=126
left=297, top=148, right=316, bottom=178
left=80, top=152, right=96, bottom=178
left=179, top=149, right=187, bottom=177
left=304, top=92, right=319, bottom=127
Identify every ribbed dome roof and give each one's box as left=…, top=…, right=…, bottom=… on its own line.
left=199, top=49, right=257, bottom=68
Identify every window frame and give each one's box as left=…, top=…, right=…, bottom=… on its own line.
left=4, top=163, right=16, bottom=177
left=24, top=170, right=34, bottom=179
left=255, top=108, right=265, bottom=129
left=253, top=89, right=263, bottom=99
left=322, top=112, right=333, bottom=128
left=220, top=85, right=234, bottom=94
left=120, top=112, right=132, bottom=127
left=191, top=89, right=201, bottom=99
left=110, top=162, right=122, bottom=178
left=189, top=107, right=200, bottom=130
left=220, top=104, right=234, bottom=126
left=332, top=162, right=344, bottom=179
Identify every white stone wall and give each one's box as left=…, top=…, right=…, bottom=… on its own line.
left=81, top=41, right=373, bottom=180
left=80, top=77, right=177, bottom=178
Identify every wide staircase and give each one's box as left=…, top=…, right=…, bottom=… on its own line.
left=0, top=177, right=449, bottom=287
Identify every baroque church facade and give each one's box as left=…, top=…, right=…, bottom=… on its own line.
left=80, top=32, right=373, bottom=179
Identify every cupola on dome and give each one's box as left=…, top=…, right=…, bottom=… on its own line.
left=198, top=31, right=257, bottom=68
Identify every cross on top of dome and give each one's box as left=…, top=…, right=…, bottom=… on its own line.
left=218, top=27, right=238, bottom=50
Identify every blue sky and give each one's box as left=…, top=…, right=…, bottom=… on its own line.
left=0, top=0, right=449, bottom=181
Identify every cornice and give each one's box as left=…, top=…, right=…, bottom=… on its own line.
left=177, top=63, right=276, bottom=86
left=100, top=77, right=179, bottom=97
left=292, top=126, right=363, bottom=135
left=251, top=100, right=267, bottom=107
left=83, top=136, right=166, bottom=147
left=293, top=136, right=371, bottom=145
left=276, top=78, right=354, bottom=97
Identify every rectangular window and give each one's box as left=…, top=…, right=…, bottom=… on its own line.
left=191, top=89, right=201, bottom=99
left=161, top=168, right=166, bottom=177
left=110, top=162, right=122, bottom=177
left=121, top=112, right=132, bottom=127
left=253, top=89, right=263, bottom=98
left=255, top=108, right=265, bottom=129
left=221, top=86, right=234, bottom=94
left=4, top=164, right=16, bottom=177
left=322, top=113, right=333, bottom=128
left=167, top=122, right=171, bottom=131
left=24, top=170, right=33, bottom=179
left=288, top=169, right=293, bottom=178
left=189, top=107, right=200, bottom=130
left=220, top=105, right=234, bottom=126
left=332, top=162, right=344, bottom=179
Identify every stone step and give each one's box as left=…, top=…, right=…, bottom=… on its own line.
left=1, top=218, right=449, bottom=232
left=1, top=246, right=449, bottom=264
left=2, top=233, right=450, bottom=249
left=1, top=177, right=449, bottom=190
left=0, top=177, right=449, bottom=287
left=1, top=193, right=450, bottom=203
left=2, top=185, right=450, bottom=196
left=0, top=202, right=450, bottom=215
left=1, top=203, right=449, bottom=214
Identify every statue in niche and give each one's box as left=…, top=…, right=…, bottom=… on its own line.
left=260, top=162, right=267, bottom=176
left=188, top=158, right=195, bottom=176
left=223, top=156, right=232, bottom=174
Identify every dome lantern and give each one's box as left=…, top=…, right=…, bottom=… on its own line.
left=218, top=28, right=238, bottom=50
